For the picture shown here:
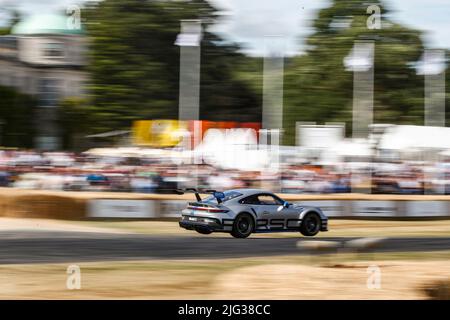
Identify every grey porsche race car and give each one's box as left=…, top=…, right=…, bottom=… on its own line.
left=178, top=188, right=328, bottom=238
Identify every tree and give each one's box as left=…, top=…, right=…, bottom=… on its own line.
left=59, top=97, right=96, bottom=150
left=0, top=9, right=21, bottom=35
left=283, top=0, right=426, bottom=144
left=0, top=10, right=36, bottom=148
left=0, top=85, right=36, bottom=148
left=81, top=0, right=260, bottom=136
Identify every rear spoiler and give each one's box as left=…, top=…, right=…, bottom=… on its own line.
left=173, top=188, right=224, bottom=204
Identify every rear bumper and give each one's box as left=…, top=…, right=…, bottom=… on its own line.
left=179, top=216, right=224, bottom=232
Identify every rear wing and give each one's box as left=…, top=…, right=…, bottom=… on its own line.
left=173, top=188, right=225, bottom=204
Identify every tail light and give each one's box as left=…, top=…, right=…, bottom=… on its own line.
left=187, top=206, right=229, bottom=213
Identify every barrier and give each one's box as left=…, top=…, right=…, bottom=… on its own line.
left=0, top=188, right=450, bottom=220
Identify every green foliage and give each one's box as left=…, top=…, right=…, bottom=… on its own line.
left=0, top=85, right=36, bottom=148
left=59, top=97, right=96, bottom=150
left=70, top=0, right=442, bottom=148
left=283, top=0, right=426, bottom=144
left=0, top=9, right=21, bottom=35
left=81, top=0, right=260, bottom=136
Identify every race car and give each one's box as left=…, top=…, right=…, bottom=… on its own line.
left=177, top=188, right=328, bottom=238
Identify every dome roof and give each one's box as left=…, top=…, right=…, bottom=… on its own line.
left=11, top=13, right=84, bottom=35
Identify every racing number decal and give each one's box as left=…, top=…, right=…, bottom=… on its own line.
left=269, top=219, right=284, bottom=229
left=286, top=219, right=302, bottom=229
left=256, top=219, right=302, bottom=230
left=256, top=219, right=268, bottom=228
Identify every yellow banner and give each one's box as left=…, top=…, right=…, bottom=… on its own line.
left=132, top=120, right=186, bottom=147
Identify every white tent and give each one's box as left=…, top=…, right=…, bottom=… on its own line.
left=193, top=128, right=270, bottom=170
left=379, top=125, right=450, bottom=151
left=84, top=147, right=180, bottom=159
left=439, top=150, right=450, bottom=157
left=320, top=138, right=374, bottom=165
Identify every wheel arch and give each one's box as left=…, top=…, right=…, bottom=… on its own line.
left=299, top=208, right=326, bottom=221
left=236, top=211, right=257, bottom=230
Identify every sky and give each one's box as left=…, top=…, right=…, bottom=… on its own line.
left=0, top=0, right=449, bottom=56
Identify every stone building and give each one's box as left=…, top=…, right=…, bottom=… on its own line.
left=0, top=13, right=88, bottom=150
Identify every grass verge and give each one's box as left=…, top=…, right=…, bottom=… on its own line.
left=0, top=251, right=449, bottom=299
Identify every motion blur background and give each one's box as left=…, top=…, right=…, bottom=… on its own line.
left=0, top=0, right=448, bottom=195
left=0, top=0, right=449, bottom=300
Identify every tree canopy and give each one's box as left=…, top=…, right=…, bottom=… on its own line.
left=283, top=0, right=428, bottom=144
left=0, top=85, right=36, bottom=148
left=75, top=0, right=260, bottom=141
left=2, top=0, right=447, bottom=150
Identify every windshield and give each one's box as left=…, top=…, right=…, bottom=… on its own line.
left=203, top=191, right=242, bottom=203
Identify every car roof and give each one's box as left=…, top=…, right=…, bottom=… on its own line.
left=226, top=188, right=274, bottom=197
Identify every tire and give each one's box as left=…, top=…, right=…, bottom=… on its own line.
left=194, top=227, right=212, bottom=235
left=231, top=213, right=254, bottom=238
left=300, top=212, right=321, bottom=237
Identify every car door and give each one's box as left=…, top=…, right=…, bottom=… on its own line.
left=238, top=194, right=266, bottom=231
left=252, top=194, right=287, bottom=230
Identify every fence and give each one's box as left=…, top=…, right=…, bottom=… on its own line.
left=1, top=188, right=450, bottom=220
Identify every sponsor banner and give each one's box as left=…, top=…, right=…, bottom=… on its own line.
left=88, top=199, right=157, bottom=218
left=87, top=199, right=450, bottom=219
left=405, top=201, right=448, bottom=217
left=295, top=201, right=346, bottom=217
left=352, top=201, right=397, bottom=217
left=132, top=120, right=262, bottom=148
left=132, top=120, right=186, bottom=147
left=159, top=200, right=186, bottom=218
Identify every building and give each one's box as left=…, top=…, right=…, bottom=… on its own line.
left=0, top=13, right=88, bottom=150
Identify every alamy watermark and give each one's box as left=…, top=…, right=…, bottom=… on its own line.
left=367, top=4, right=381, bottom=30
left=66, top=264, right=81, bottom=290
left=366, top=264, right=381, bottom=289
left=66, top=5, right=81, bottom=30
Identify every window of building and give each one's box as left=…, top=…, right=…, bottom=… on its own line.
left=38, top=78, right=61, bottom=107
left=42, top=42, right=65, bottom=58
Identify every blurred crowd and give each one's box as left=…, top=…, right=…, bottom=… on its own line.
left=1, top=148, right=450, bottom=194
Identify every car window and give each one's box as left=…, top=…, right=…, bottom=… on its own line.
left=239, top=195, right=259, bottom=205
left=257, top=194, right=283, bottom=205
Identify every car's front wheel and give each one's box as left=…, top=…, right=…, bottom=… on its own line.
left=300, top=212, right=321, bottom=236
left=231, top=213, right=254, bottom=238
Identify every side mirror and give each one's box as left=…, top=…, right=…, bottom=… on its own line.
left=277, top=201, right=289, bottom=212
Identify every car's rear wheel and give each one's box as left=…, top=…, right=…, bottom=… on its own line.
left=300, top=212, right=321, bottom=236
left=194, top=227, right=212, bottom=235
left=231, top=213, right=254, bottom=238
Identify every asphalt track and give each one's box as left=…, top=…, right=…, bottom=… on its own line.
left=1, top=230, right=450, bottom=264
